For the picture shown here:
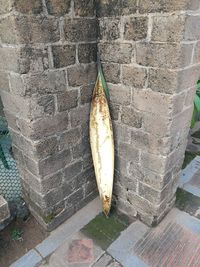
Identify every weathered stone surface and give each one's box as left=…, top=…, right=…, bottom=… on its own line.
left=39, top=149, right=72, bottom=177
left=30, top=95, right=55, bottom=119
left=124, top=17, right=148, bottom=41
left=184, top=15, right=200, bottom=41
left=109, top=83, right=131, bottom=105
left=102, top=63, right=120, bottom=84
left=121, top=107, right=142, bottom=128
left=57, top=90, right=78, bottom=112
left=99, top=43, right=133, bottom=64
left=177, top=65, right=200, bottom=92
left=193, top=41, right=200, bottom=64
left=65, top=188, right=84, bottom=209
left=74, top=0, right=95, bottom=17
left=34, top=136, right=59, bottom=159
left=68, top=64, right=97, bottom=87
left=45, top=0, right=71, bottom=15
left=136, top=43, right=193, bottom=68
left=78, top=43, right=97, bottom=63
left=18, top=112, right=69, bottom=140
left=70, top=105, right=90, bottom=128
left=140, top=152, right=168, bottom=174
left=133, top=89, right=173, bottom=116
left=22, top=70, right=66, bottom=96
left=72, top=137, right=90, bottom=159
left=13, top=0, right=43, bottom=14
left=148, top=69, right=178, bottom=94
left=97, top=0, right=137, bottom=17
left=80, top=84, right=94, bottom=104
left=59, top=128, right=81, bottom=149
left=64, top=161, right=83, bottom=182
left=99, top=18, right=120, bottom=41
left=52, top=45, right=76, bottom=68
left=113, top=122, right=131, bottom=144
left=122, top=66, right=147, bottom=88
left=0, top=0, right=11, bottom=14
left=152, top=15, right=185, bottom=42
left=0, top=15, right=60, bottom=44
left=64, top=18, right=97, bottom=42
left=0, top=72, right=9, bottom=92
left=142, top=113, right=171, bottom=137
left=110, top=102, right=120, bottom=121
left=118, top=142, right=139, bottom=163
left=138, top=0, right=199, bottom=13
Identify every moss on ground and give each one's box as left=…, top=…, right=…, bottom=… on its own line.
left=182, top=151, right=200, bottom=169
left=81, top=209, right=130, bottom=250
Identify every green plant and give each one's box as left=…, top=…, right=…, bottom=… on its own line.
left=191, top=79, right=200, bottom=128
left=10, top=228, right=23, bottom=241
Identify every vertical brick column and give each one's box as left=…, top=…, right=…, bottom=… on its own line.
left=0, top=0, right=97, bottom=230
left=98, top=0, right=200, bottom=225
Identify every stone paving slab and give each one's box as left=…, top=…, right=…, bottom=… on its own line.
left=39, top=231, right=104, bottom=267
left=11, top=198, right=102, bottom=267
left=108, top=208, right=200, bottom=267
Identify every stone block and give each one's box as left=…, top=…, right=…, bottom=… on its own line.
left=151, top=15, right=185, bottom=42
left=148, top=68, right=178, bottom=94
left=0, top=0, right=11, bottom=14
left=133, top=89, right=173, bottom=116
left=64, top=18, right=97, bottom=42
left=62, top=177, right=79, bottom=198
left=80, top=84, right=94, bottom=104
left=184, top=15, right=200, bottom=41
left=109, top=83, right=131, bottom=106
left=74, top=0, right=95, bottom=17
left=23, top=70, right=66, bottom=96
left=138, top=0, right=199, bottom=13
left=99, top=18, right=120, bottom=41
left=68, top=64, right=97, bottom=87
left=52, top=45, right=76, bottom=68
left=78, top=43, right=97, bottom=64
left=99, top=43, right=133, bottom=64
left=64, top=161, right=83, bottom=182
left=177, top=65, right=200, bottom=92
left=13, top=0, right=43, bottom=14
left=102, top=63, right=120, bottom=84
left=140, top=152, right=168, bottom=174
left=136, top=42, right=193, bottom=68
left=0, top=72, right=9, bottom=92
left=34, top=136, right=59, bottom=159
left=122, top=65, right=147, bottom=88
left=43, top=187, right=64, bottom=208
left=142, top=113, right=171, bottom=137
left=0, top=15, right=60, bottom=44
left=4, top=110, right=19, bottom=132
left=59, top=128, right=81, bottom=149
left=193, top=41, right=200, bottom=64
left=116, top=198, right=137, bottom=218
left=45, top=0, right=71, bottom=15
left=113, top=122, right=131, bottom=144
left=115, top=155, right=128, bottom=177
left=0, top=47, right=21, bottom=73
left=39, top=149, right=72, bottom=177
left=124, top=17, right=148, bottom=41
left=118, top=142, right=139, bottom=163
left=30, top=94, right=55, bottom=119
left=19, top=112, right=69, bottom=140
left=57, top=90, right=78, bottom=112
left=70, top=105, right=90, bottom=128
left=184, top=87, right=196, bottom=107
left=0, top=196, right=10, bottom=223
left=110, top=102, right=120, bottom=121
left=96, top=0, right=137, bottom=17
left=72, top=137, right=90, bottom=159
left=65, top=188, right=84, bottom=208
left=121, top=107, right=142, bottom=128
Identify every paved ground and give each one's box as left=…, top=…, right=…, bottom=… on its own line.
left=10, top=197, right=200, bottom=267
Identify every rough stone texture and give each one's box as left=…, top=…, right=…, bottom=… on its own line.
left=0, top=0, right=199, bottom=230
left=98, top=1, right=200, bottom=226
left=0, top=0, right=97, bottom=230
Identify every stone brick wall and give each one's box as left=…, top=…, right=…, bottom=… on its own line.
left=0, top=0, right=98, bottom=230
left=0, top=0, right=200, bottom=229
left=98, top=0, right=200, bottom=225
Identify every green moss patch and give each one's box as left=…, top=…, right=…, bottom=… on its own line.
left=81, top=209, right=129, bottom=250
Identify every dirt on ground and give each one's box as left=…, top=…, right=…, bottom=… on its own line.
left=0, top=215, right=48, bottom=267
